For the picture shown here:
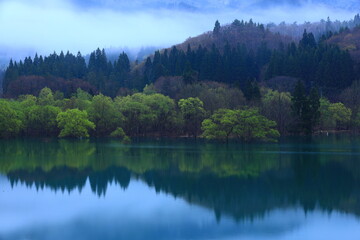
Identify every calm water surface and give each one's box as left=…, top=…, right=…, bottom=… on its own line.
left=1, top=136, right=360, bottom=240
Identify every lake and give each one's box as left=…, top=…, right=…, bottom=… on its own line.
left=1, top=136, right=360, bottom=240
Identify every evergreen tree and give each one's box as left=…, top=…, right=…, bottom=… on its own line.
left=115, top=52, right=131, bottom=88
left=75, top=52, right=87, bottom=78
left=3, top=60, right=19, bottom=93
left=299, top=30, right=317, bottom=49
left=291, top=81, right=307, bottom=133
left=305, top=87, right=320, bottom=134
left=213, top=20, right=220, bottom=35
left=292, top=81, right=320, bottom=134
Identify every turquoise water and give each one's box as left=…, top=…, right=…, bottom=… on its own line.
left=1, top=136, right=360, bottom=239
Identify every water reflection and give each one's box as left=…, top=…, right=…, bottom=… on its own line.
left=2, top=179, right=360, bottom=240
left=1, top=136, right=360, bottom=239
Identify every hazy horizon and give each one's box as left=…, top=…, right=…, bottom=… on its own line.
left=0, top=0, right=358, bottom=61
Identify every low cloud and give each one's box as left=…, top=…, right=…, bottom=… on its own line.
left=0, top=0, right=357, bottom=57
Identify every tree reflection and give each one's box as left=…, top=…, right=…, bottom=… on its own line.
left=1, top=137, right=360, bottom=221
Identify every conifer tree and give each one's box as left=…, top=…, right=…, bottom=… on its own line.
left=213, top=20, right=220, bottom=35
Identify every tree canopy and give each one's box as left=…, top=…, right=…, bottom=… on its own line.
left=178, top=97, right=206, bottom=137
left=57, top=109, right=95, bottom=138
left=202, top=108, right=280, bottom=142
left=0, top=100, right=23, bottom=138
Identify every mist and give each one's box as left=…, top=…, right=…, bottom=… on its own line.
left=0, top=0, right=357, bottom=59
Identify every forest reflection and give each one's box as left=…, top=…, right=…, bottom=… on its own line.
left=1, top=137, right=360, bottom=221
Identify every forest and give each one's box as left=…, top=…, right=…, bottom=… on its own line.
left=0, top=79, right=356, bottom=142
left=1, top=18, right=360, bottom=141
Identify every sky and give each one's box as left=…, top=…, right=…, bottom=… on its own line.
left=0, top=0, right=358, bottom=58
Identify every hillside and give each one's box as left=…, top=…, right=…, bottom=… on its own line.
left=1, top=18, right=360, bottom=138
left=327, top=26, right=360, bottom=63
left=2, top=18, right=359, bottom=100
left=175, top=20, right=293, bottom=52
left=267, top=14, right=360, bottom=41
left=161, top=14, right=360, bottom=55
left=141, top=21, right=355, bottom=98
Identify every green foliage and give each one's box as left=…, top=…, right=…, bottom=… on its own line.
left=19, top=95, right=37, bottom=108
left=115, top=94, right=155, bottom=135
left=110, top=127, right=126, bottom=138
left=59, top=97, right=77, bottom=110
left=76, top=88, right=92, bottom=101
left=38, top=87, right=54, bottom=106
left=261, top=89, right=292, bottom=134
left=53, top=91, right=64, bottom=101
left=115, top=93, right=177, bottom=136
left=88, top=94, right=123, bottom=136
left=329, top=103, right=352, bottom=129
left=202, top=108, right=280, bottom=142
left=0, top=138, right=285, bottom=183
left=319, top=98, right=333, bottom=129
left=319, top=98, right=352, bottom=130
left=179, top=82, right=246, bottom=113
left=0, top=100, right=23, bottom=138
left=56, top=109, right=95, bottom=138
left=143, top=84, right=157, bottom=95
left=145, top=93, right=177, bottom=134
left=0, top=76, right=355, bottom=139
left=25, top=105, right=61, bottom=136
left=110, top=127, right=131, bottom=143
left=74, top=97, right=91, bottom=111
left=178, top=97, right=206, bottom=137
left=122, top=136, right=131, bottom=144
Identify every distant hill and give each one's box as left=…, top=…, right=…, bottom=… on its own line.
left=266, top=14, right=360, bottom=41
left=141, top=19, right=356, bottom=98
left=165, top=14, right=360, bottom=54
left=2, top=17, right=359, bottom=99
left=174, top=20, right=293, bottom=52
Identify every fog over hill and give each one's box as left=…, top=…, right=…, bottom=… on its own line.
left=0, top=0, right=358, bottom=67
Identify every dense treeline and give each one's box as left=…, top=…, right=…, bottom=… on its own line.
left=2, top=21, right=357, bottom=101
left=143, top=29, right=355, bottom=98
left=3, top=49, right=134, bottom=97
left=0, top=80, right=359, bottom=141
left=266, top=30, right=355, bottom=94
left=1, top=19, right=360, bottom=140
left=0, top=86, right=279, bottom=141
left=143, top=42, right=268, bottom=91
